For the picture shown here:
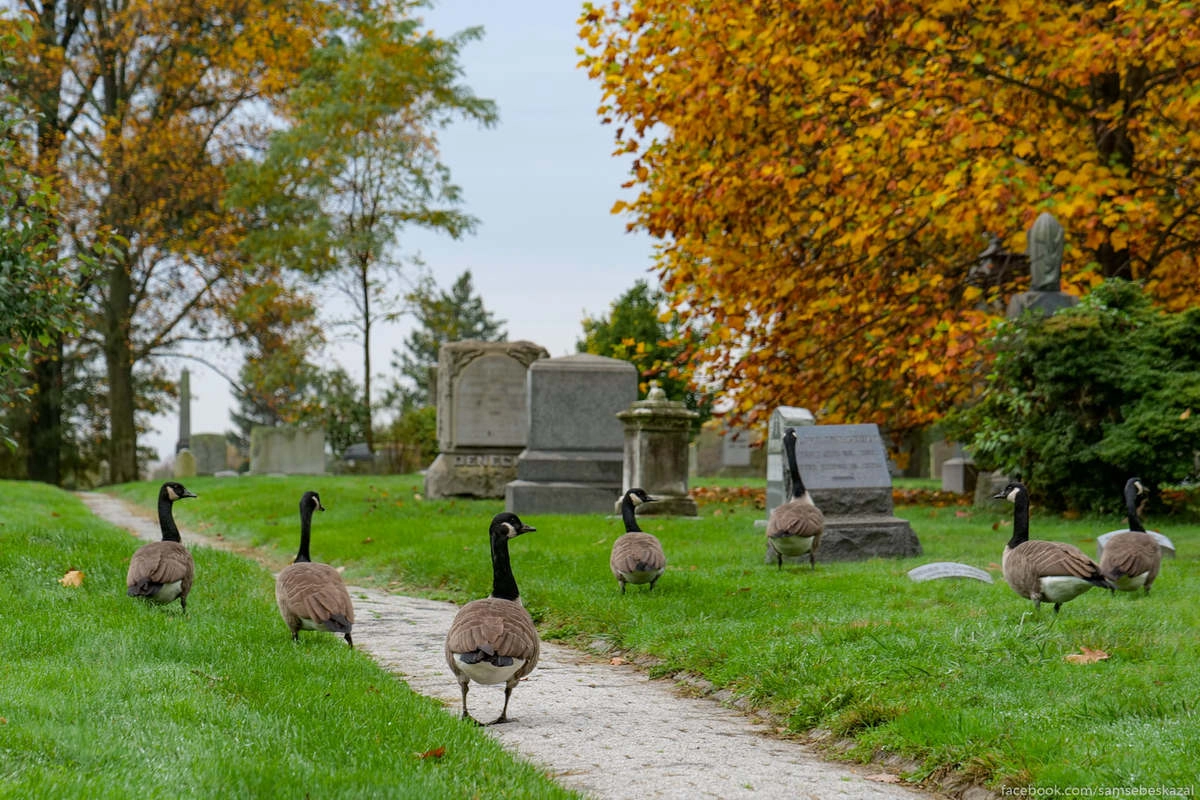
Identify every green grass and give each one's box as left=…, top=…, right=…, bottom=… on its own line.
left=105, top=475, right=1200, bottom=792
left=0, top=480, right=579, bottom=800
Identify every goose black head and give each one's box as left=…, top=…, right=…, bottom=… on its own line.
left=490, top=511, right=535, bottom=539
left=626, top=487, right=654, bottom=506
left=783, top=428, right=797, bottom=446
left=162, top=481, right=197, bottom=503
left=992, top=481, right=1027, bottom=503
left=1127, top=477, right=1146, bottom=496
left=301, top=490, right=325, bottom=514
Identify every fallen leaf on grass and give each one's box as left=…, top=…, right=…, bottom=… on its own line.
left=955, top=510, right=971, bottom=518
left=413, top=493, right=423, bottom=501
left=60, top=569, right=84, bottom=587
left=866, top=773, right=901, bottom=784
left=417, top=747, right=445, bottom=760
left=362, top=537, right=374, bottom=544
left=1064, top=646, right=1109, bottom=665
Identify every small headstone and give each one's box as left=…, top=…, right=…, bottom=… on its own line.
left=213, top=470, right=240, bottom=478
left=907, top=562, right=994, bottom=583
left=941, top=457, right=978, bottom=494
left=189, top=433, right=229, bottom=475
left=1096, top=530, right=1176, bottom=561
left=616, top=382, right=698, bottom=516
left=693, top=422, right=764, bottom=478
left=764, top=421, right=922, bottom=562
left=929, top=439, right=962, bottom=481
left=765, top=406, right=816, bottom=512
left=505, top=353, right=637, bottom=514
left=249, top=426, right=325, bottom=475
left=425, top=340, right=549, bottom=498
left=174, top=449, right=197, bottom=479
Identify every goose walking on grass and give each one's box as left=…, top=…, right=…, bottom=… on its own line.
left=275, top=491, right=355, bottom=647
left=1099, top=477, right=1162, bottom=595
left=766, top=427, right=824, bottom=569
left=994, top=481, right=1111, bottom=613
left=610, top=488, right=666, bottom=593
left=445, top=512, right=540, bottom=725
left=126, top=481, right=197, bottom=612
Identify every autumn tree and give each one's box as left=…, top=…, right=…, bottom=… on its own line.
left=577, top=279, right=712, bottom=427
left=1, top=0, right=328, bottom=483
left=389, top=270, right=507, bottom=409
left=229, top=9, right=497, bottom=453
left=0, top=24, right=83, bottom=452
left=579, top=1, right=1200, bottom=444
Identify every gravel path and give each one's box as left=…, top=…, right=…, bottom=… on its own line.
left=79, top=491, right=939, bottom=800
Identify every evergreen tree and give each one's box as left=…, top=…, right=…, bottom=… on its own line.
left=578, top=279, right=712, bottom=429
left=390, top=270, right=506, bottom=408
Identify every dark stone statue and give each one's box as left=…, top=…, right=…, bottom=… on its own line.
left=1006, top=212, right=1079, bottom=319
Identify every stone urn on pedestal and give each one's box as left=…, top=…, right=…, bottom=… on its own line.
left=615, top=382, right=699, bottom=516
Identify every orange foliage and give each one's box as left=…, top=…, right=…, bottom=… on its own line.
left=580, top=1, right=1200, bottom=440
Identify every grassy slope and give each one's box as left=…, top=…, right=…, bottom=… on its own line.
left=0, top=480, right=578, bottom=800
left=106, top=475, right=1199, bottom=791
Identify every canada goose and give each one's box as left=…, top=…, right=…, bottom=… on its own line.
left=275, top=491, right=355, bottom=647
left=610, top=488, right=666, bottom=593
left=126, top=481, right=197, bottom=611
left=445, top=511, right=539, bottom=725
left=766, top=427, right=824, bottom=569
left=1099, top=477, right=1161, bottom=595
left=993, top=481, right=1110, bottom=612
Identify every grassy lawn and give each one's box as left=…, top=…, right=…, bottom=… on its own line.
left=106, top=473, right=1200, bottom=793
left=0, top=480, right=579, bottom=800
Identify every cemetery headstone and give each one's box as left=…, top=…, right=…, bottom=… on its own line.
left=765, top=406, right=816, bottom=513
left=929, top=439, right=962, bottom=481
left=941, top=457, right=978, bottom=494
left=615, top=382, right=698, bottom=516
left=693, top=421, right=764, bottom=478
left=174, top=449, right=197, bottom=479
left=505, top=353, right=637, bottom=514
left=763, top=420, right=922, bottom=562
left=425, top=340, right=549, bottom=498
left=249, top=426, right=326, bottom=475
left=907, top=562, right=994, bottom=583
left=189, top=433, right=229, bottom=475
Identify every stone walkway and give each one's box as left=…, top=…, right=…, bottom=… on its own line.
left=79, top=492, right=940, bottom=800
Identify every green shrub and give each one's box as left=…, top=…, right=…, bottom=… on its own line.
left=946, top=279, right=1200, bottom=513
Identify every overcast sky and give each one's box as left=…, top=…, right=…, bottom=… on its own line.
left=145, top=1, right=656, bottom=462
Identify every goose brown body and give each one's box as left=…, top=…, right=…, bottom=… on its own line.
left=126, top=482, right=196, bottom=611
left=766, top=428, right=824, bottom=569
left=276, top=491, right=354, bottom=646
left=445, top=512, right=539, bottom=725
left=995, top=482, right=1110, bottom=612
left=1099, top=478, right=1162, bottom=594
left=610, top=488, right=666, bottom=593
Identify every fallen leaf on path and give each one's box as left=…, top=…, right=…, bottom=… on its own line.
left=60, top=569, right=84, bottom=587
left=866, top=773, right=901, bottom=784
left=417, top=746, right=445, bottom=760
left=1064, top=646, right=1109, bottom=665
left=610, top=656, right=626, bottom=666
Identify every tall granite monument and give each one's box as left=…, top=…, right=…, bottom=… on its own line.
left=425, top=340, right=549, bottom=498
left=505, top=353, right=637, bottom=514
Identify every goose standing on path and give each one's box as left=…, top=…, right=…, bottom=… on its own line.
left=275, top=491, right=355, bottom=647
left=993, top=481, right=1110, bottom=613
left=610, top=488, right=666, bottom=593
left=1099, top=477, right=1162, bottom=595
left=445, top=512, right=540, bottom=725
left=766, top=427, right=824, bottom=569
left=126, top=481, right=197, bottom=611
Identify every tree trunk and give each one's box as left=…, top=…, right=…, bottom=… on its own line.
left=25, top=337, right=64, bottom=485
left=360, top=262, right=375, bottom=453
left=104, top=261, right=139, bottom=484
left=1091, top=68, right=1139, bottom=279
